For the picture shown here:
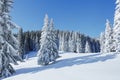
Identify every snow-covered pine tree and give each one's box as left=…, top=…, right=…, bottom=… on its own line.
left=18, top=28, right=24, bottom=59
left=110, top=29, right=116, bottom=52
left=100, top=32, right=105, bottom=53
left=48, top=18, right=59, bottom=61
left=104, top=19, right=112, bottom=53
left=61, top=33, right=65, bottom=51
left=76, top=33, right=82, bottom=53
left=37, top=14, right=58, bottom=65
left=54, top=30, right=59, bottom=50
left=35, top=33, right=40, bottom=51
left=69, top=32, right=76, bottom=52
left=94, top=39, right=100, bottom=52
left=37, top=14, right=50, bottom=65
left=23, top=32, right=30, bottom=54
left=85, top=41, right=91, bottom=53
left=29, top=31, right=34, bottom=51
left=64, top=32, right=69, bottom=52
left=58, top=31, right=63, bottom=51
left=76, top=38, right=82, bottom=53
left=60, top=32, right=69, bottom=52
left=80, top=34, right=86, bottom=53
left=0, top=0, right=22, bottom=77
left=91, top=39, right=96, bottom=52
left=113, top=0, right=120, bottom=52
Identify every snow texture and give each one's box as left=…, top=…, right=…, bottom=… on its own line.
left=2, top=52, right=120, bottom=80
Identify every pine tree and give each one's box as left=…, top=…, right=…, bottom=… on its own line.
left=18, top=28, right=24, bottom=59
left=113, top=0, right=120, bottom=52
left=64, top=32, right=69, bottom=52
left=76, top=33, right=82, bottom=53
left=23, top=32, right=30, bottom=54
left=85, top=41, right=91, bottom=53
left=37, top=14, right=49, bottom=65
left=35, top=33, right=40, bottom=51
left=94, top=39, right=100, bottom=52
left=61, top=33, right=65, bottom=51
left=76, top=38, right=82, bottom=53
left=37, top=14, right=58, bottom=65
left=0, top=0, right=22, bottom=77
left=69, top=32, right=76, bottom=52
left=48, top=18, right=59, bottom=61
left=58, top=31, right=63, bottom=51
left=100, top=32, right=105, bottom=53
left=80, top=34, right=86, bottom=53
left=104, top=19, right=112, bottom=53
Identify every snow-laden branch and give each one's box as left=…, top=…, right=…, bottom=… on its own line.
left=7, top=21, right=21, bottom=30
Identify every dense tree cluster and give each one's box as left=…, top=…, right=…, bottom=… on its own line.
left=20, top=29, right=100, bottom=56
left=21, top=30, right=41, bottom=55
left=100, top=0, right=120, bottom=53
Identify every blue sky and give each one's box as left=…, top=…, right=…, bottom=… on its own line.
left=11, top=0, right=115, bottom=37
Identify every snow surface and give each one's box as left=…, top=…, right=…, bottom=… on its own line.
left=2, top=52, right=120, bottom=80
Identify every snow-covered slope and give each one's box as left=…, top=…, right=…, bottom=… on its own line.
left=2, top=52, right=120, bottom=80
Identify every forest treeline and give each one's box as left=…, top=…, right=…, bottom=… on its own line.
left=18, top=29, right=100, bottom=56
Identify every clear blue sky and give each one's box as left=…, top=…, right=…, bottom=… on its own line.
left=11, top=0, right=115, bottom=37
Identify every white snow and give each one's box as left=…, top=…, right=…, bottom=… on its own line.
left=2, top=52, right=120, bottom=80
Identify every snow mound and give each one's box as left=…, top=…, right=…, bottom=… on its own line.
left=2, top=52, right=120, bottom=80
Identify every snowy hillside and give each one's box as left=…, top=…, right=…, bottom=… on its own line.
left=3, top=52, right=120, bottom=80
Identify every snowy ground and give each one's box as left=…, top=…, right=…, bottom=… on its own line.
left=2, top=52, right=120, bottom=80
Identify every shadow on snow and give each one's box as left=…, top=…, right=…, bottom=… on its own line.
left=11, top=53, right=117, bottom=77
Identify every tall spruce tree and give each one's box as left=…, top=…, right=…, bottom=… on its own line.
left=0, top=0, right=22, bottom=77
left=37, top=14, right=50, bottom=65
left=37, top=14, right=58, bottom=65
left=48, top=18, right=59, bottom=61
left=104, top=19, right=112, bottom=53
left=113, top=0, right=120, bottom=52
